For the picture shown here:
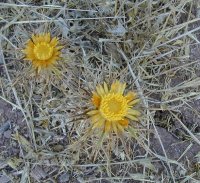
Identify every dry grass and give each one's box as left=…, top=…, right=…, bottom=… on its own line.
left=0, top=0, right=200, bottom=182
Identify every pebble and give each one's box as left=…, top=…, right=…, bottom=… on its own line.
left=0, top=175, right=10, bottom=183
left=58, top=173, right=70, bottom=183
left=0, top=121, right=10, bottom=134
left=4, top=130, right=11, bottom=138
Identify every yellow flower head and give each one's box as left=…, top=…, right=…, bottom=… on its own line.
left=23, top=33, right=63, bottom=72
left=87, top=80, right=140, bottom=134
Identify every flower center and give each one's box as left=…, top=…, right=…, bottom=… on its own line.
left=34, top=42, right=53, bottom=60
left=100, top=93, right=128, bottom=121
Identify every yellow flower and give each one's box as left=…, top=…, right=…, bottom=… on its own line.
left=87, top=80, right=140, bottom=134
left=23, top=33, right=63, bottom=73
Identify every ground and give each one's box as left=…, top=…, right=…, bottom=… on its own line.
left=0, top=0, right=200, bottom=183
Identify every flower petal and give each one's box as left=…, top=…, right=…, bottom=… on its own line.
left=119, top=83, right=126, bottom=94
left=127, top=109, right=140, bottom=116
left=110, top=80, right=126, bottom=94
left=92, top=118, right=105, bottom=129
left=96, top=84, right=106, bottom=96
left=116, top=123, right=125, bottom=133
left=126, top=114, right=139, bottom=121
left=91, top=113, right=102, bottom=124
left=104, top=121, right=111, bottom=132
left=112, top=121, right=118, bottom=134
left=31, top=34, right=37, bottom=43
left=125, top=91, right=137, bottom=102
left=87, top=110, right=99, bottom=116
left=128, top=99, right=140, bottom=105
left=103, top=82, right=109, bottom=94
left=110, top=80, right=120, bottom=93
left=44, top=33, right=51, bottom=42
left=50, top=37, right=58, bottom=47
left=118, top=119, right=129, bottom=127
left=92, top=92, right=101, bottom=107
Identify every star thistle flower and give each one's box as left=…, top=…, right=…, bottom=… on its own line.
left=87, top=80, right=140, bottom=134
left=23, top=33, right=62, bottom=73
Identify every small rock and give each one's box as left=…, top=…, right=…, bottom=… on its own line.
left=31, top=166, right=47, bottom=182
left=4, top=130, right=11, bottom=139
left=52, top=144, right=64, bottom=152
left=107, top=21, right=127, bottom=36
left=58, top=173, right=70, bottom=183
left=0, top=121, right=10, bottom=134
left=0, top=175, right=10, bottom=183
